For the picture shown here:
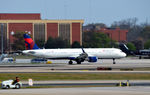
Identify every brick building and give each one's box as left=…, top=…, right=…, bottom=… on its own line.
left=98, top=27, right=128, bottom=42
left=0, top=13, right=84, bottom=51
left=84, top=24, right=128, bottom=42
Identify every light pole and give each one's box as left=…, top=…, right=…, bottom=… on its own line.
left=10, top=31, right=14, bottom=52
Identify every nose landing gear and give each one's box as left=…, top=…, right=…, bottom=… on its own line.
left=113, top=58, right=116, bottom=64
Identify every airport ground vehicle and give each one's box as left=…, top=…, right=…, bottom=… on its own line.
left=1, top=57, right=14, bottom=63
left=1, top=80, right=22, bottom=89
left=31, top=58, right=47, bottom=63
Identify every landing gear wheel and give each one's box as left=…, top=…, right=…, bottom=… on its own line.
left=69, top=60, right=73, bottom=65
left=77, top=61, right=81, bottom=64
left=15, top=84, right=21, bottom=89
left=6, top=85, right=10, bottom=89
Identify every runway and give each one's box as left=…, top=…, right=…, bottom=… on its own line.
left=14, top=57, right=150, bottom=65
left=1, top=87, right=150, bottom=95
left=0, top=57, right=150, bottom=72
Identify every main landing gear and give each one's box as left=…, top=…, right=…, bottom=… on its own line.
left=76, top=61, right=81, bottom=64
left=69, top=60, right=73, bottom=65
left=68, top=60, right=82, bottom=65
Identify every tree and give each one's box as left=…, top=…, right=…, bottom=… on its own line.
left=111, top=18, right=144, bottom=42
left=11, top=31, right=26, bottom=51
left=35, top=40, right=45, bottom=48
left=144, top=40, right=150, bottom=49
left=83, top=31, right=112, bottom=48
left=71, top=41, right=81, bottom=48
left=141, top=26, right=150, bottom=42
left=131, top=38, right=144, bottom=50
left=45, top=37, right=70, bottom=48
left=45, top=37, right=53, bottom=48
left=111, top=18, right=138, bottom=29
left=126, top=42, right=136, bottom=51
left=83, top=23, right=107, bottom=31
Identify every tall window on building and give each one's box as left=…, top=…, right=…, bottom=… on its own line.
left=34, top=23, right=45, bottom=42
left=0, top=23, right=7, bottom=52
left=59, top=23, right=70, bottom=42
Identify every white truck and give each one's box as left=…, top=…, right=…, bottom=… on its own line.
left=1, top=80, right=22, bottom=89
left=1, top=58, right=14, bottom=63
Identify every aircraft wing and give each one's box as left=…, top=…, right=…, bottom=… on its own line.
left=69, top=51, right=95, bottom=60
left=69, top=53, right=97, bottom=63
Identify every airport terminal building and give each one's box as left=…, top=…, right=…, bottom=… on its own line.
left=0, top=13, right=84, bottom=51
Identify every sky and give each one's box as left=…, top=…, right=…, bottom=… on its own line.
left=0, top=0, right=150, bottom=26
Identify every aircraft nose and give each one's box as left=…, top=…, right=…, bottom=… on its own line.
left=121, top=52, right=126, bottom=57
left=22, top=50, right=27, bottom=54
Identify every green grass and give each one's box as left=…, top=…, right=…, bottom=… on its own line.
left=134, top=68, right=150, bottom=71
left=120, top=67, right=150, bottom=71
left=15, top=55, right=36, bottom=59
left=0, top=73, right=150, bottom=81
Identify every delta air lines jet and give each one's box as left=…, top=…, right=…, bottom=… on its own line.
left=22, top=34, right=126, bottom=64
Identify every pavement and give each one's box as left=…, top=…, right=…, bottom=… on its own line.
left=1, top=62, right=150, bottom=73
left=21, top=80, right=150, bottom=84
left=0, top=87, right=150, bottom=95
left=21, top=80, right=150, bottom=87
left=0, top=57, right=150, bottom=95
left=0, top=57, right=150, bottom=73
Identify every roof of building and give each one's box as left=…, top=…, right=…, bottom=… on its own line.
left=0, top=13, right=84, bottom=23
left=0, top=19, right=84, bottom=23
left=0, top=13, right=41, bottom=20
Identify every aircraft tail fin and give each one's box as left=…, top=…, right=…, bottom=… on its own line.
left=23, top=34, right=40, bottom=50
left=119, top=43, right=132, bottom=55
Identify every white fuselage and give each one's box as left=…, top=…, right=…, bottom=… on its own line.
left=22, top=48, right=126, bottom=59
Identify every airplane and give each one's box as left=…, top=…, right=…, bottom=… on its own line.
left=22, top=34, right=126, bottom=64
left=119, top=43, right=150, bottom=59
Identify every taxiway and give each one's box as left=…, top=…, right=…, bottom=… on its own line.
left=0, top=87, right=150, bottom=95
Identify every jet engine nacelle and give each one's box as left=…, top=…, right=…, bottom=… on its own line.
left=88, top=57, right=98, bottom=62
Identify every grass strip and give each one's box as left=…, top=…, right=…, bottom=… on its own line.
left=0, top=73, right=150, bottom=81
left=15, top=55, right=35, bottom=59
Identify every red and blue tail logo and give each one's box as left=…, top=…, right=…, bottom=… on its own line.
left=23, top=34, right=40, bottom=50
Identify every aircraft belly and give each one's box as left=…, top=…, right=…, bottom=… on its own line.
left=97, top=53, right=117, bottom=59
left=44, top=53, right=72, bottom=59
